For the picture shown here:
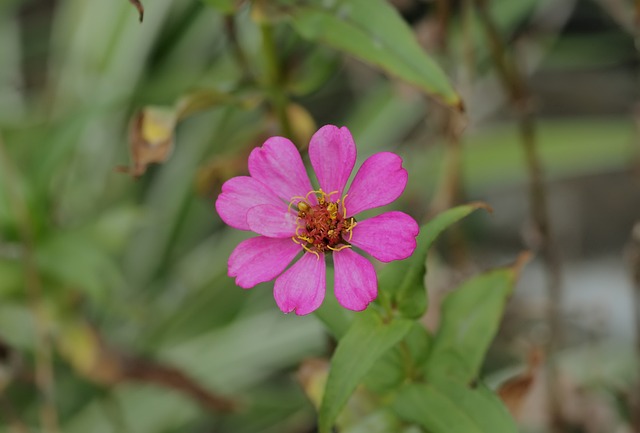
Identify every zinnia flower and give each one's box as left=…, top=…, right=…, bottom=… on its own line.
left=215, top=125, right=419, bottom=315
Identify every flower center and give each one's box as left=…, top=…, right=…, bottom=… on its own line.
left=289, top=189, right=356, bottom=257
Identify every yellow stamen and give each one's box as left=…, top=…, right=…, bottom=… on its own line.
left=302, top=243, right=320, bottom=260
left=327, top=202, right=338, bottom=220
left=327, top=244, right=352, bottom=252
left=287, top=195, right=306, bottom=213
left=298, top=202, right=310, bottom=212
left=346, top=220, right=357, bottom=241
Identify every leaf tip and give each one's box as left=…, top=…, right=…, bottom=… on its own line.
left=129, top=0, right=144, bottom=23
left=511, top=251, right=532, bottom=277
left=468, top=201, right=494, bottom=214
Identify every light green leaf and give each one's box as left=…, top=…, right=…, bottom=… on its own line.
left=286, top=0, right=461, bottom=107
left=379, top=203, right=490, bottom=319
left=318, top=310, right=412, bottom=433
left=202, top=0, right=237, bottom=14
left=425, top=256, right=528, bottom=383
left=393, top=379, right=517, bottom=433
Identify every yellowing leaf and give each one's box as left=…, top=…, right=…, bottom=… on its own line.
left=122, top=106, right=177, bottom=177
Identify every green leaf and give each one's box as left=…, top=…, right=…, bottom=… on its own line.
left=425, top=257, right=527, bottom=383
left=363, top=322, right=431, bottom=394
left=393, top=379, right=517, bottom=433
left=36, top=232, right=124, bottom=301
left=175, top=89, right=259, bottom=121
left=286, top=46, right=340, bottom=96
left=202, top=0, right=237, bottom=14
left=342, top=409, right=403, bottom=433
left=0, top=259, right=23, bottom=299
left=379, top=203, right=490, bottom=319
left=313, top=296, right=353, bottom=340
left=286, top=0, right=461, bottom=107
left=318, top=310, right=412, bottom=433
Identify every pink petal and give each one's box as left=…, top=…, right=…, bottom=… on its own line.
left=248, top=136, right=315, bottom=204
left=229, top=237, right=301, bottom=288
left=274, top=252, right=326, bottom=315
left=215, top=176, right=282, bottom=230
left=349, top=211, right=419, bottom=263
left=343, top=152, right=408, bottom=216
left=333, top=248, right=377, bottom=311
left=246, top=204, right=298, bottom=238
left=309, top=125, right=357, bottom=198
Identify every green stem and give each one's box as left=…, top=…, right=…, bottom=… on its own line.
left=260, top=22, right=292, bottom=138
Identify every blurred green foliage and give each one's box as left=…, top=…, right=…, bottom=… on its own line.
left=0, top=0, right=639, bottom=432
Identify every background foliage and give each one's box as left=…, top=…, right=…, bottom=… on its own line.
left=0, top=0, right=639, bottom=432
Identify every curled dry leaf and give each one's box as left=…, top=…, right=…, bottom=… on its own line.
left=498, top=347, right=544, bottom=419
left=119, top=106, right=177, bottom=177
left=129, top=0, right=144, bottom=22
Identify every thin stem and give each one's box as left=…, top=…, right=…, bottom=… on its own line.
left=224, top=15, right=252, bottom=84
left=428, top=2, right=470, bottom=266
left=0, top=136, right=59, bottom=433
left=629, top=223, right=640, bottom=433
left=473, top=1, right=564, bottom=431
left=260, top=22, right=292, bottom=138
left=123, top=355, right=238, bottom=413
left=635, top=0, right=640, bottom=50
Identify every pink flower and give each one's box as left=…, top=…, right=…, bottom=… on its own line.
left=215, top=125, right=419, bottom=315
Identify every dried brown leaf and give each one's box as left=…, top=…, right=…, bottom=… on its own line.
left=498, top=347, right=544, bottom=419
left=120, top=106, right=177, bottom=177
left=129, top=0, right=144, bottom=22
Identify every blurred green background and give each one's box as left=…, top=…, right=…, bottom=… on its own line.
left=0, top=0, right=639, bottom=432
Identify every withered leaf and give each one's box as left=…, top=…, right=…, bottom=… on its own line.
left=498, top=347, right=544, bottom=419
left=120, top=106, right=177, bottom=177
left=129, top=0, right=144, bottom=22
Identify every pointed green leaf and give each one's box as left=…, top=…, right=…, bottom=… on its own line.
left=425, top=257, right=527, bottom=383
left=319, top=310, right=412, bottom=433
left=286, top=0, right=461, bottom=107
left=393, top=379, right=517, bottom=433
left=379, top=203, right=490, bottom=319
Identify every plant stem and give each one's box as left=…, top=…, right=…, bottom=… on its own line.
left=224, top=15, right=252, bottom=84
left=473, top=1, right=565, bottom=430
left=629, top=223, right=640, bottom=433
left=0, top=136, right=59, bottom=433
left=428, top=0, right=470, bottom=266
left=260, top=22, right=292, bottom=138
left=635, top=0, right=640, bottom=49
